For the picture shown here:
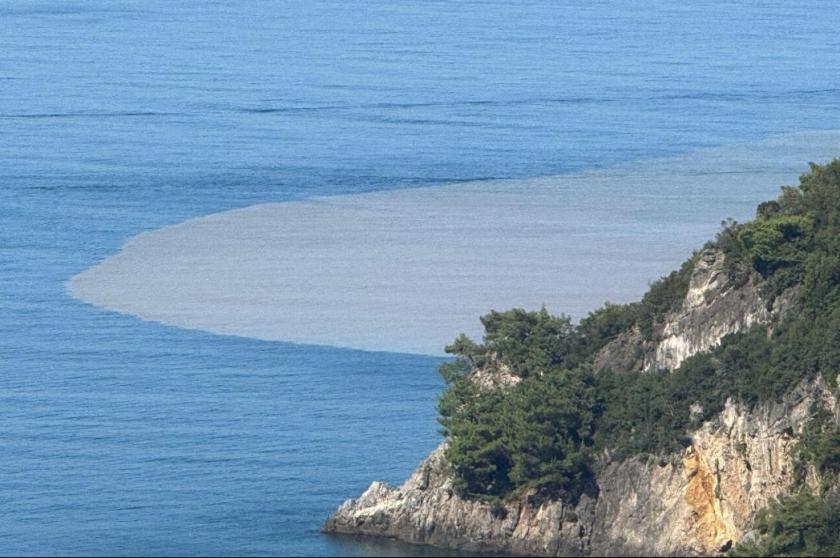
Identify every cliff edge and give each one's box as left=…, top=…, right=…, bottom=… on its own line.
left=325, top=378, right=836, bottom=556
left=324, top=161, right=840, bottom=556
left=325, top=250, right=835, bottom=555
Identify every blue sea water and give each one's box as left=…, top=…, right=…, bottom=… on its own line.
left=1, top=0, right=840, bottom=555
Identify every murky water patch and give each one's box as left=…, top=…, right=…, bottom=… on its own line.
left=68, top=131, right=840, bottom=355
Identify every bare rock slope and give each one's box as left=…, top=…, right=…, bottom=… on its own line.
left=593, top=248, right=797, bottom=374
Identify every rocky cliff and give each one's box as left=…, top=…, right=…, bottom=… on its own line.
left=592, top=248, right=797, bottom=374
left=325, top=377, right=837, bottom=556
left=323, top=250, right=835, bottom=556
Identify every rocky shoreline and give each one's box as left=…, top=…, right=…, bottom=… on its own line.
left=324, top=378, right=836, bottom=556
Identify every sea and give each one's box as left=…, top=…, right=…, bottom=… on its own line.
left=2, top=1, right=840, bottom=555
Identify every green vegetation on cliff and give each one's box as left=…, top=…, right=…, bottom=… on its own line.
left=439, top=339, right=597, bottom=501
left=437, top=159, right=840, bottom=544
left=730, top=409, right=840, bottom=556
left=730, top=491, right=840, bottom=557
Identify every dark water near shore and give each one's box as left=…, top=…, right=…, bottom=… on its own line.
left=2, top=0, right=840, bottom=555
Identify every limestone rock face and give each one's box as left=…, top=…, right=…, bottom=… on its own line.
left=468, top=358, right=521, bottom=391
left=324, top=444, right=595, bottom=556
left=324, top=379, right=837, bottom=556
left=649, top=249, right=766, bottom=371
left=593, top=248, right=798, bottom=374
